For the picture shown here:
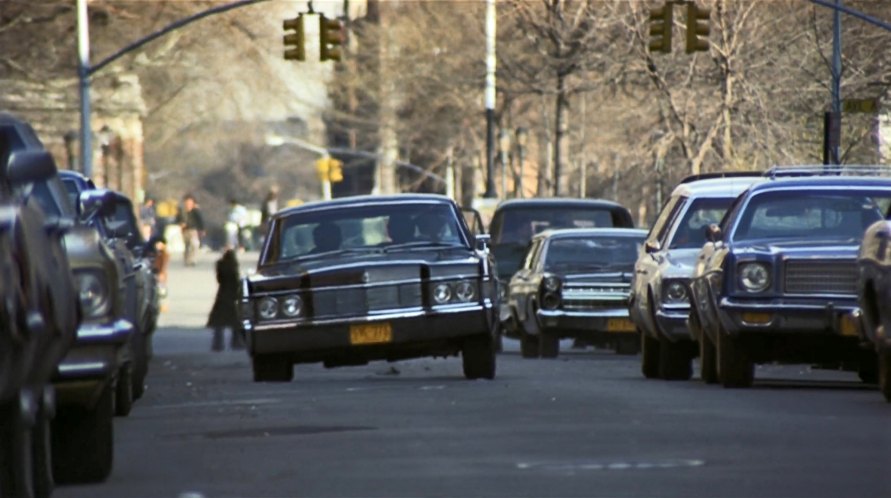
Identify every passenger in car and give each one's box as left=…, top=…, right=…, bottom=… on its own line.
left=387, top=214, right=416, bottom=244
left=311, top=222, right=342, bottom=253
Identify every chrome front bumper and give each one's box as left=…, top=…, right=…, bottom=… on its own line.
left=534, top=308, right=635, bottom=337
left=53, top=318, right=133, bottom=408
left=717, top=296, right=859, bottom=337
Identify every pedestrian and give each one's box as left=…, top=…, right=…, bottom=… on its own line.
left=148, top=236, right=170, bottom=310
left=260, top=187, right=279, bottom=239
left=139, top=196, right=157, bottom=241
left=207, top=248, right=243, bottom=351
left=225, top=197, right=249, bottom=252
left=175, top=193, right=204, bottom=266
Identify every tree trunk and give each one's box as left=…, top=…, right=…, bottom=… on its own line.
left=553, top=73, right=567, bottom=196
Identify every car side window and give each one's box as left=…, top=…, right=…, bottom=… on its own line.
left=523, top=240, right=541, bottom=270
left=648, top=196, right=685, bottom=247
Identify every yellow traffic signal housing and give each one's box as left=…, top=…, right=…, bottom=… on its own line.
left=328, top=159, right=344, bottom=183
left=648, top=4, right=673, bottom=54
left=319, top=14, right=344, bottom=62
left=315, top=157, right=330, bottom=180
left=283, top=15, right=305, bottom=61
left=686, top=3, right=711, bottom=53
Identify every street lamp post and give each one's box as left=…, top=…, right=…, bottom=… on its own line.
left=63, top=131, right=78, bottom=171
left=514, top=127, right=527, bottom=199
left=498, top=129, right=510, bottom=199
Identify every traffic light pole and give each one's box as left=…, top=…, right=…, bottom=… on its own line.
left=483, top=0, right=497, bottom=198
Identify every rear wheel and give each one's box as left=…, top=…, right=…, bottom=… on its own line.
left=52, top=383, right=114, bottom=484
left=659, top=337, right=693, bottom=380
left=520, top=333, right=540, bottom=359
left=252, top=354, right=293, bottom=382
left=462, top=334, right=496, bottom=380
left=539, top=334, right=560, bottom=359
left=641, top=333, right=660, bottom=379
left=717, top=331, right=754, bottom=388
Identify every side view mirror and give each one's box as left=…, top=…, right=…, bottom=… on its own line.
left=644, top=240, right=661, bottom=254
left=706, top=224, right=723, bottom=243
left=475, top=233, right=491, bottom=251
left=78, top=189, right=116, bottom=222
left=7, top=150, right=58, bottom=186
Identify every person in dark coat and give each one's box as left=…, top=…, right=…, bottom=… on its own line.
left=207, top=249, right=242, bottom=351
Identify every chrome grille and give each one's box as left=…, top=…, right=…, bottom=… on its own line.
left=783, top=260, right=856, bottom=295
left=313, top=284, right=422, bottom=316
left=561, top=282, right=630, bottom=311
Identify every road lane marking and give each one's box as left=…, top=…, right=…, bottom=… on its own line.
left=149, top=398, right=281, bottom=410
left=516, top=459, right=705, bottom=472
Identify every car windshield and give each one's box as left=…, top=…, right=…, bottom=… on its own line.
left=493, top=207, right=620, bottom=245
left=732, top=189, right=891, bottom=242
left=668, top=197, right=735, bottom=249
left=99, top=200, right=144, bottom=250
left=544, top=234, right=644, bottom=271
left=267, top=201, right=467, bottom=263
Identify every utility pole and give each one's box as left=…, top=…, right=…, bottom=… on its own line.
left=483, top=0, right=497, bottom=198
left=77, top=0, right=92, bottom=177
left=827, top=0, right=842, bottom=165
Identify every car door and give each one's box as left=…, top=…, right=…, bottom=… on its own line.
left=631, top=196, right=685, bottom=331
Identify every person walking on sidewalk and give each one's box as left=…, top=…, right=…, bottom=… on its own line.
left=207, top=248, right=243, bottom=351
left=176, top=194, right=204, bottom=266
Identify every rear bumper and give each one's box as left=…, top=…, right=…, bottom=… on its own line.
left=246, top=303, right=494, bottom=362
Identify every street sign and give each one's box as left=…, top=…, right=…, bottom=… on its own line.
left=843, top=98, right=878, bottom=113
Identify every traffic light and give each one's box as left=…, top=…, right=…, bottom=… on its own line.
left=315, top=157, right=330, bottom=181
left=328, top=159, right=344, bottom=183
left=283, top=15, right=305, bottom=61
left=648, top=4, right=673, bottom=54
left=685, top=3, right=711, bottom=54
left=319, top=14, right=344, bottom=62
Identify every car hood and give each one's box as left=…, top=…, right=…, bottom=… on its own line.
left=733, top=238, right=861, bottom=258
left=251, top=247, right=482, bottom=290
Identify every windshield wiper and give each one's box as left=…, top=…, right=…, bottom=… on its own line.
left=384, top=241, right=466, bottom=251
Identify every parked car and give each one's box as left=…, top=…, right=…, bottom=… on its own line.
left=629, top=173, right=762, bottom=381
left=59, top=171, right=158, bottom=402
left=1, top=113, right=132, bottom=483
left=241, top=194, right=498, bottom=381
left=488, top=198, right=635, bottom=343
left=689, top=167, right=891, bottom=388
left=0, top=147, right=80, bottom=498
left=506, top=228, right=646, bottom=358
left=856, top=216, right=891, bottom=402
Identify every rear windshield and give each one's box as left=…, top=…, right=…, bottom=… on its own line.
left=492, top=207, right=627, bottom=245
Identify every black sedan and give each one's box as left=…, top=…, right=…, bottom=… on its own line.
left=506, top=228, right=647, bottom=358
left=241, top=194, right=498, bottom=381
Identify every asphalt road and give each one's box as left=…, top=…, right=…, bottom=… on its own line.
left=56, top=250, right=891, bottom=498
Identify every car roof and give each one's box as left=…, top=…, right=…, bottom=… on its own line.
left=275, top=193, right=456, bottom=217
left=495, top=197, right=629, bottom=211
left=533, top=227, right=648, bottom=241
left=670, top=175, right=765, bottom=199
left=749, top=174, right=891, bottom=193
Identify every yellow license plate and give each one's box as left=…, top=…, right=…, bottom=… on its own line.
left=607, top=318, right=635, bottom=333
left=349, top=322, right=393, bottom=345
left=839, top=315, right=859, bottom=337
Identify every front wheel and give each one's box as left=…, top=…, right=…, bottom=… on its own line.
left=462, top=334, right=496, bottom=380
left=641, top=332, right=660, bottom=379
left=539, top=334, right=560, bottom=359
left=520, top=333, right=540, bottom=359
left=879, top=346, right=891, bottom=403
left=252, top=354, right=293, bottom=382
left=699, top=333, right=718, bottom=384
left=717, top=331, right=754, bottom=388
left=52, top=383, right=114, bottom=484
left=115, top=365, right=134, bottom=417
left=0, top=393, right=35, bottom=498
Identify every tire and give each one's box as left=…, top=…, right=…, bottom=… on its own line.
left=252, top=355, right=293, bottom=382
left=659, top=337, right=693, bottom=381
left=31, top=394, right=53, bottom=498
left=857, top=353, right=878, bottom=384
left=539, top=334, right=560, bottom=359
left=716, top=330, right=754, bottom=388
left=115, top=365, right=134, bottom=417
left=0, top=395, right=35, bottom=498
left=131, top=336, right=149, bottom=400
left=879, top=347, right=891, bottom=403
left=699, top=332, right=718, bottom=384
left=462, top=334, right=496, bottom=380
left=52, top=383, right=114, bottom=484
left=520, top=333, right=540, bottom=359
left=641, top=332, right=661, bottom=379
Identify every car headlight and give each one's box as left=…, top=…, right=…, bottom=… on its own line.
left=257, top=296, right=279, bottom=320
left=739, top=263, right=770, bottom=293
left=543, top=276, right=561, bottom=292
left=281, top=295, right=303, bottom=318
left=432, top=283, right=452, bottom=304
left=455, top=281, right=476, bottom=302
left=663, top=280, right=689, bottom=305
left=75, top=271, right=110, bottom=319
